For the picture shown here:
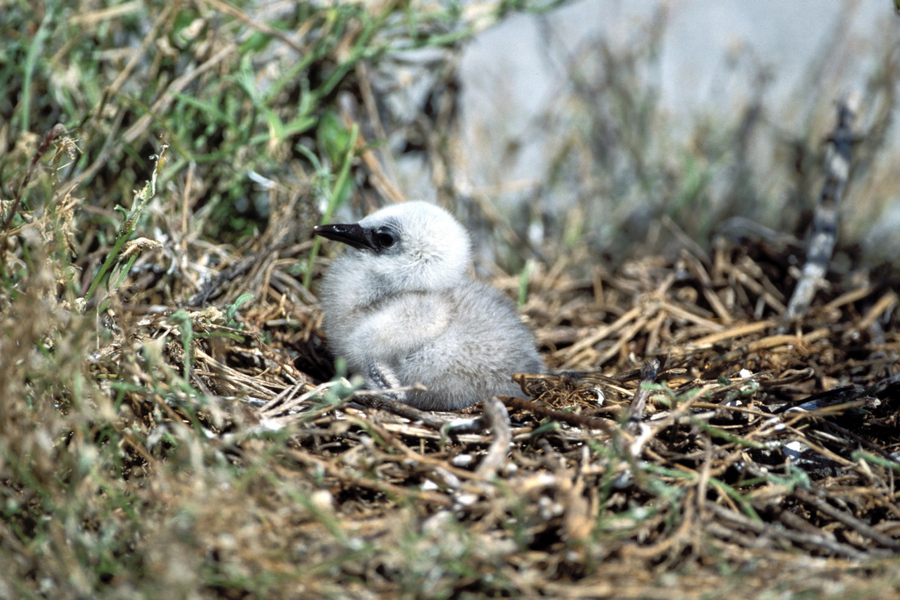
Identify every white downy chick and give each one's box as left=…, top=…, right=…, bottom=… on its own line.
left=314, top=201, right=544, bottom=410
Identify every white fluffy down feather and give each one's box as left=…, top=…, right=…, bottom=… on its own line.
left=314, top=201, right=544, bottom=410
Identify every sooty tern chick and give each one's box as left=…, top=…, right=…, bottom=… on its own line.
left=314, top=201, right=544, bottom=410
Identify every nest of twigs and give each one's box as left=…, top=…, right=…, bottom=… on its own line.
left=87, top=224, right=900, bottom=597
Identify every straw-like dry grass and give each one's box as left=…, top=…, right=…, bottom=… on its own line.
left=2, top=1, right=899, bottom=598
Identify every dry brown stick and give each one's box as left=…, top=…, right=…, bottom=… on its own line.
left=625, top=359, right=660, bottom=427
left=501, top=397, right=618, bottom=435
left=644, top=309, right=667, bottom=356
left=725, top=257, right=788, bottom=309
left=705, top=521, right=775, bottom=551
left=761, top=426, right=856, bottom=468
left=774, top=518, right=887, bottom=560
left=823, top=419, right=900, bottom=465
left=784, top=93, right=859, bottom=322
left=706, top=501, right=871, bottom=560
left=758, top=368, right=816, bottom=387
left=340, top=75, right=407, bottom=206
left=193, top=346, right=279, bottom=398
left=352, top=394, right=451, bottom=431
left=198, top=0, right=305, bottom=53
left=701, top=328, right=831, bottom=375
left=660, top=301, right=723, bottom=332
left=593, top=313, right=653, bottom=367
left=285, top=447, right=452, bottom=506
left=687, top=319, right=776, bottom=348
left=104, top=4, right=176, bottom=101
left=823, top=284, right=875, bottom=313
left=793, top=490, right=900, bottom=551
left=561, top=305, right=643, bottom=359
left=257, top=382, right=357, bottom=427
left=1, top=124, right=68, bottom=267
left=622, top=488, right=697, bottom=560
left=475, top=397, right=511, bottom=479
left=187, top=254, right=258, bottom=306
left=680, top=251, right=733, bottom=324
left=853, top=290, right=899, bottom=333
left=354, top=62, right=401, bottom=184
left=349, top=419, right=500, bottom=486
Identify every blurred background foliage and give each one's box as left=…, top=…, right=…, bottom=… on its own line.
left=1, top=0, right=898, bottom=285
left=0, top=0, right=563, bottom=268
left=455, top=2, right=900, bottom=272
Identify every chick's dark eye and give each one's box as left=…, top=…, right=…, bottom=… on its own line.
left=373, top=228, right=395, bottom=249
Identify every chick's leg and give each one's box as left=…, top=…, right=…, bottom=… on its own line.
left=367, top=361, right=408, bottom=403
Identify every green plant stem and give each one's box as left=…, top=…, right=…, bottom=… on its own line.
left=20, top=9, right=54, bottom=134
left=303, top=124, right=359, bottom=291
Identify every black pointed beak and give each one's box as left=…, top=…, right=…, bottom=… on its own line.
left=313, top=223, right=376, bottom=251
